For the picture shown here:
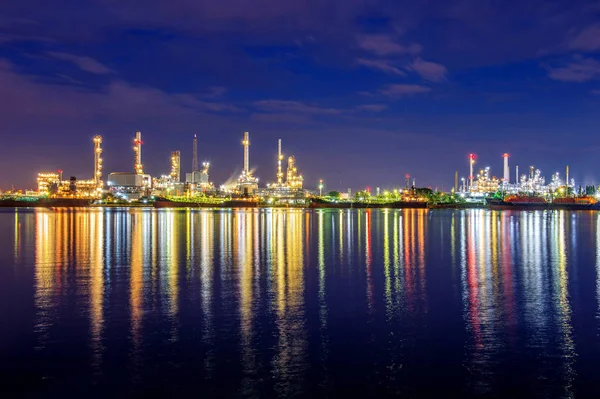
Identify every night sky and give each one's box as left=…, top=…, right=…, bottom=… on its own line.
left=1, top=0, right=600, bottom=191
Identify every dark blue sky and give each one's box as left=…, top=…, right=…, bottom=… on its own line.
left=1, top=0, right=600, bottom=191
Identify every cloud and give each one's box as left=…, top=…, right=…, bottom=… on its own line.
left=355, top=104, right=388, bottom=112
left=409, top=58, right=447, bottom=82
left=592, top=89, right=600, bottom=95
left=254, top=99, right=342, bottom=114
left=205, top=86, right=227, bottom=97
left=46, top=51, right=112, bottom=74
left=0, top=58, right=240, bottom=125
left=356, top=58, right=406, bottom=76
left=356, top=34, right=422, bottom=56
left=547, top=57, right=600, bottom=82
left=380, top=84, right=431, bottom=96
left=568, top=24, right=600, bottom=52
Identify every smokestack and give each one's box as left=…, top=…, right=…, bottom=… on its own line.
left=503, top=153, right=509, bottom=184
left=566, top=165, right=569, bottom=188
left=242, top=132, right=250, bottom=173
left=516, top=165, right=519, bottom=184
left=192, top=134, right=198, bottom=172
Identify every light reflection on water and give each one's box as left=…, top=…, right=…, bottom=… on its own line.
left=2, top=208, right=600, bottom=397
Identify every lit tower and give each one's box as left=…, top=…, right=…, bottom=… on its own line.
left=286, top=155, right=303, bottom=189
left=192, top=134, right=198, bottom=172
left=171, top=150, right=181, bottom=182
left=93, top=135, right=103, bottom=188
left=133, top=131, right=143, bottom=174
left=503, top=153, right=509, bottom=185
left=237, top=132, right=258, bottom=196
left=242, top=131, right=250, bottom=174
left=277, top=139, right=284, bottom=185
left=469, top=154, right=476, bottom=191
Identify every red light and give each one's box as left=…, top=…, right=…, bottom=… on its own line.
left=405, top=174, right=410, bottom=179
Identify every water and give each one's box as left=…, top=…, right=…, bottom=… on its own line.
left=1, top=208, right=600, bottom=398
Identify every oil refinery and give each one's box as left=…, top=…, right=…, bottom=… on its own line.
left=457, top=153, right=580, bottom=199
left=4, top=126, right=598, bottom=210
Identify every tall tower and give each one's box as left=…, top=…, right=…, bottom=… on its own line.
left=454, top=171, right=458, bottom=192
left=242, top=132, right=250, bottom=174
left=503, top=153, right=509, bottom=185
left=192, top=134, right=198, bottom=172
left=277, top=139, right=284, bottom=185
left=286, top=156, right=303, bottom=188
left=133, top=131, right=143, bottom=174
left=93, top=135, right=103, bottom=188
left=171, top=151, right=181, bottom=182
left=468, top=154, right=476, bottom=191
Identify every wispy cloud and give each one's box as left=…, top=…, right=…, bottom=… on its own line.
left=356, top=34, right=422, bottom=56
left=46, top=51, right=112, bottom=74
left=381, top=84, right=431, bottom=96
left=254, top=99, right=342, bottom=114
left=547, top=57, right=600, bottom=82
left=568, top=24, right=600, bottom=52
left=204, top=86, right=227, bottom=98
left=355, top=104, right=388, bottom=112
left=356, top=58, right=406, bottom=76
left=409, top=58, right=447, bottom=82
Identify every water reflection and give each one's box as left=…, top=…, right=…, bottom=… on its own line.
left=20, top=208, right=597, bottom=396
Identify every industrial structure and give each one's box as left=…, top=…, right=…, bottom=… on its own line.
left=265, top=139, right=305, bottom=203
left=468, top=153, right=476, bottom=191
left=171, top=151, right=180, bottom=182
left=193, top=134, right=198, bottom=173
left=133, top=131, right=143, bottom=175
left=24, top=126, right=600, bottom=206
left=36, top=136, right=105, bottom=198
left=185, top=134, right=214, bottom=194
left=107, top=131, right=151, bottom=200
left=458, top=153, right=577, bottom=199
left=502, top=153, right=509, bottom=186
left=237, top=132, right=259, bottom=196
left=93, top=135, right=103, bottom=191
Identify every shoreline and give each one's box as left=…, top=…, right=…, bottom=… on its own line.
left=2, top=198, right=599, bottom=211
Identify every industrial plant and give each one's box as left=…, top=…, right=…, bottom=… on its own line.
left=457, top=152, right=578, bottom=199
left=24, top=130, right=309, bottom=204
left=4, top=126, right=597, bottom=211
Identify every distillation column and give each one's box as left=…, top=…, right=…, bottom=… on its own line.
left=93, top=135, right=103, bottom=188
left=193, top=134, right=198, bottom=172
left=133, top=131, right=143, bottom=174
left=171, top=151, right=181, bottom=182
left=469, top=153, right=475, bottom=191
left=277, top=139, right=284, bottom=185
left=503, top=153, right=509, bottom=186
left=242, top=132, right=250, bottom=174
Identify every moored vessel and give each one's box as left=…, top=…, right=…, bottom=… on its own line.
left=488, top=195, right=600, bottom=210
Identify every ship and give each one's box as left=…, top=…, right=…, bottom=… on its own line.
left=487, top=195, right=600, bottom=210
left=309, top=198, right=428, bottom=209
left=153, top=198, right=258, bottom=208
left=549, top=196, right=600, bottom=210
